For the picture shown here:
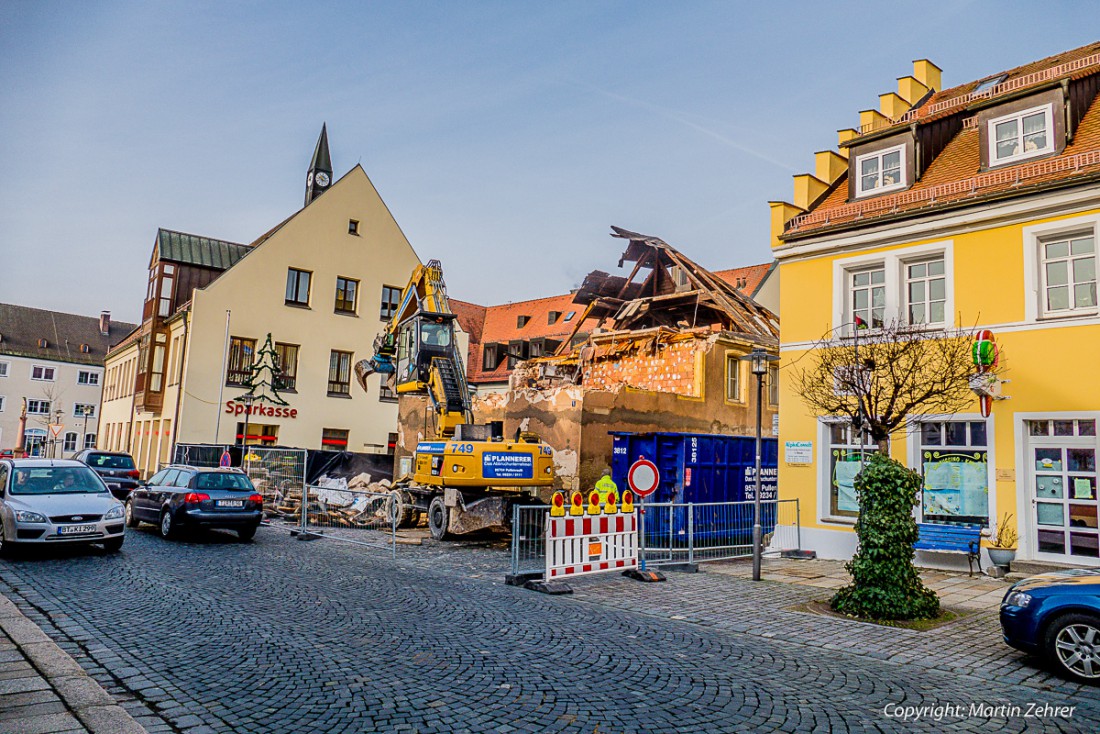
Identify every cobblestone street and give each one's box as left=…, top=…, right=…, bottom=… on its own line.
left=1, top=527, right=1097, bottom=733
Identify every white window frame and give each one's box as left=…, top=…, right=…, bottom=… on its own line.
left=854, top=144, right=907, bottom=197
left=832, top=241, right=954, bottom=336
left=0, top=361, right=9, bottom=378
left=31, top=364, right=56, bottom=382
left=903, top=256, right=948, bottom=327
left=0, top=395, right=5, bottom=412
left=817, top=417, right=877, bottom=525
left=725, top=354, right=741, bottom=402
left=27, top=399, right=51, bottom=415
left=987, top=104, right=1054, bottom=166
left=1023, top=214, right=1100, bottom=322
left=905, top=413, right=996, bottom=528
left=63, top=432, right=78, bottom=452
left=77, top=370, right=100, bottom=386
left=73, top=403, right=96, bottom=418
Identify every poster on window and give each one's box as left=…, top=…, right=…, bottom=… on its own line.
left=831, top=451, right=864, bottom=514
left=922, top=450, right=988, bottom=526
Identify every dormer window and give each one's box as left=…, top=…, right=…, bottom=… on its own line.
left=547, top=311, right=561, bottom=324
left=972, top=74, right=1006, bottom=95
left=989, top=104, right=1053, bottom=166
left=855, top=144, right=905, bottom=197
left=517, top=315, right=530, bottom=328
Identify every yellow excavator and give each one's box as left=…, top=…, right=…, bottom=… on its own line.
left=355, top=259, right=555, bottom=539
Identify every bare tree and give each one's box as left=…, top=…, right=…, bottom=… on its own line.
left=794, top=321, right=993, bottom=451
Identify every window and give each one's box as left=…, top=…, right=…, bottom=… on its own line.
left=328, top=350, right=352, bottom=396
left=849, top=266, right=886, bottom=330
left=507, top=341, right=527, bottom=369
left=77, top=370, right=100, bottom=386
left=31, top=365, right=56, bottom=381
left=387, top=432, right=398, bottom=455
left=1041, top=233, right=1096, bottom=315
left=855, top=144, right=905, bottom=197
left=285, top=268, right=312, bottom=306
left=348, top=219, right=360, bottom=235
left=321, top=428, right=349, bottom=451
left=517, top=315, right=530, bottom=328
left=671, top=266, right=691, bottom=292
left=563, top=311, right=576, bottom=322
left=74, top=403, right=96, bottom=418
left=0, top=361, right=8, bottom=377
left=158, top=266, right=175, bottom=318
left=380, top=285, right=401, bottom=320
left=919, top=420, right=989, bottom=527
left=274, top=343, right=299, bottom=391
left=335, top=277, right=359, bottom=314
left=379, top=383, right=398, bottom=403
left=227, top=337, right=256, bottom=386
left=973, top=74, right=1006, bottom=94
left=529, top=340, right=544, bottom=358
left=483, top=344, right=501, bottom=371
left=0, top=396, right=5, bottom=412
left=725, top=354, right=741, bottom=401
left=905, top=258, right=946, bottom=325
left=83, top=433, right=95, bottom=450
left=149, top=332, right=167, bottom=392
left=548, top=311, right=561, bottom=324
left=768, top=365, right=779, bottom=406
left=27, top=399, right=50, bottom=415
left=63, top=432, right=78, bottom=452
left=826, top=422, right=876, bottom=518
left=989, top=104, right=1053, bottom=165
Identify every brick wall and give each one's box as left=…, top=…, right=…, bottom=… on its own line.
left=584, top=341, right=701, bottom=396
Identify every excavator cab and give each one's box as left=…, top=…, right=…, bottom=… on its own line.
left=395, top=312, right=459, bottom=394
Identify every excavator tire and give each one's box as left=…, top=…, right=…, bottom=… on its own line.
left=386, top=491, right=418, bottom=529
left=428, top=496, right=450, bottom=540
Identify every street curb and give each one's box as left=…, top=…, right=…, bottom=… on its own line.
left=0, top=592, right=147, bottom=734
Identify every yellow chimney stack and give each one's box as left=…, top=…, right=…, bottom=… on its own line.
left=879, top=92, right=909, bottom=120
left=859, top=109, right=889, bottom=132
left=793, top=174, right=829, bottom=211
left=814, top=150, right=847, bottom=184
left=768, top=201, right=805, bottom=249
left=897, top=76, right=930, bottom=104
left=912, top=59, right=942, bottom=92
left=837, top=129, right=858, bottom=147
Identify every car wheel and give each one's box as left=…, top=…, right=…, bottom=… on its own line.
left=237, top=525, right=257, bottom=542
left=159, top=510, right=179, bottom=540
left=1046, top=613, right=1100, bottom=684
left=125, top=501, right=141, bottom=528
left=428, top=496, right=449, bottom=541
left=0, top=519, right=12, bottom=558
left=102, top=536, right=124, bottom=553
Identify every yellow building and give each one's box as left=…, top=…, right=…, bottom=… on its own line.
left=773, top=42, right=1100, bottom=567
left=99, top=128, right=423, bottom=476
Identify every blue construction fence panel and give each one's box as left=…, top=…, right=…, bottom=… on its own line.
left=610, top=431, right=779, bottom=547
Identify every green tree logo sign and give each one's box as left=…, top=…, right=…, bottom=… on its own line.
left=237, top=333, right=290, bottom=407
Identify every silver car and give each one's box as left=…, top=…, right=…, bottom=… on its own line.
left=0, top=459, right=126, bottom=553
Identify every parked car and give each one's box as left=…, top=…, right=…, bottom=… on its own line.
left=1000, top=569, right=1100, bottom=683
left=72, top=450, right=141, bottom=501
left=126, top=465, right=263, bottom=541
left=0, top=459, right=126, bottom=553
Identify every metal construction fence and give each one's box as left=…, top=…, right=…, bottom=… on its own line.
left=285, top=484, right=398, bottom=557
left=510, top=499, right=801, bottom=578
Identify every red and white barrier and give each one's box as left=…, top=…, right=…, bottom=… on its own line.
left=545, top=512, right=638, bottom=579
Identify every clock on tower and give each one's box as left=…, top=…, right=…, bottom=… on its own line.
left=304, top=123, right=333, bottom=206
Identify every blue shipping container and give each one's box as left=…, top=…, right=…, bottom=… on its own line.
left=609, top=431, right=779, bottom=547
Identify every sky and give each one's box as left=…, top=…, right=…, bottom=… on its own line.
left=0, top=1, right=1094, bottom=323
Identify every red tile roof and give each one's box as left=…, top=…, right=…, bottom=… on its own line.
left=713, top=263, right=772, bottom=296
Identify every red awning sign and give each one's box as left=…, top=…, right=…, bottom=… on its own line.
left=627, top=459, right=660, bottom=498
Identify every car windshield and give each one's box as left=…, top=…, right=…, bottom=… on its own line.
left=194, top=473, right=254, bottom=491
left=87, top=454, right=135, bottom=470
left=10, top=467, right=108, bottom=495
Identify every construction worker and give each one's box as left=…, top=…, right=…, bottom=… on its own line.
left=594, top=473, right=619, bottom=507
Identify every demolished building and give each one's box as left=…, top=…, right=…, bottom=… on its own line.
left=397, top=227, right=780, bottom=493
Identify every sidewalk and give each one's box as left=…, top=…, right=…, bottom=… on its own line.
left=0, top=594, right=145, bottom=734
left=709, top=556, right=1012, bottom=610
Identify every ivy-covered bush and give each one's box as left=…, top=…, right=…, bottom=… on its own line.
left=831, top=453, right=940, bottom=620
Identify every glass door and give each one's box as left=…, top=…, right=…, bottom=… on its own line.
left=1028, top=419, right=1099, bottom=563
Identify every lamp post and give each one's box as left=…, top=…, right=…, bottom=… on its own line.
left=52, top=409, right=64, bottom=458
left=81, top=405, right=92, bottom=450
left=746, top=349, right=776, bottom=582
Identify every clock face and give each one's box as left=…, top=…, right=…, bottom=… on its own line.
left=315, top=171, right=330, bottom=187
left=306, top=172, right=313, bottom=187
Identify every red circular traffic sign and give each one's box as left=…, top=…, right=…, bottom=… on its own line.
left=627, top=459, right=660, bottom=497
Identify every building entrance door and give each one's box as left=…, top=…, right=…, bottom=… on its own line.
left=1026, top=419, right=1099, bottom=564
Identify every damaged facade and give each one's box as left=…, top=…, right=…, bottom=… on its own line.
left=398, top=227, right=780, bottom=493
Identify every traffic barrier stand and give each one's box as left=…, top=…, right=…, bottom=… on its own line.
left=525, top=511, right=640, bottom=594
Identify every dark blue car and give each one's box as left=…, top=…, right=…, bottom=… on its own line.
left=125, top=466, right=263, bottom=541
left=1000, top=569, right=1100, bottom=683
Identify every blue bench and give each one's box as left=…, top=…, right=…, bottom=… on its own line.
left=914, top=523, right=983, bottom=576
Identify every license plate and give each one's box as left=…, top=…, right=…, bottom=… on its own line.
left=59, top=524, right=96, bottom=535
left=217, top=500, right=244, bottom=508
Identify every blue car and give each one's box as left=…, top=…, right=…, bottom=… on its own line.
left=1000, top=569, right=1100, bottom=683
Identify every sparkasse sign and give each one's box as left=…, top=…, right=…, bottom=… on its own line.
left=224, top=400, right=298, bottom=419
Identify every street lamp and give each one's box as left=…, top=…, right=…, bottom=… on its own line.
left=80, top=405, right=93, bottom=450
left=52, top=408, right=64, bottom=458
left=745, top=349, right=777, bottom=582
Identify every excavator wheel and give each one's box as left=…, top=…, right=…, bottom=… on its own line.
left=428, top=496, right=450, bottom=540
left=385, top=491, right=417, bottom=529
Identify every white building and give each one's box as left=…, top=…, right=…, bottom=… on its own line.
left=0, top=305, right=135, bottom=457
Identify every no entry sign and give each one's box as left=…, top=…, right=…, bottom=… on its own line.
left=627, top=459, right=660, bottom=497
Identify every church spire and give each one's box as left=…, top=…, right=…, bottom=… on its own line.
left=304, top=123, right=333, bottom=206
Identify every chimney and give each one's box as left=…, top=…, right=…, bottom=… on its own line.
left=99, top=311, right=110, bottom=336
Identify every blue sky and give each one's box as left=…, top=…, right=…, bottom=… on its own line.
left=0, top=1, right=1093, bottom=322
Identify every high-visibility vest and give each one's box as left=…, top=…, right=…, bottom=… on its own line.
left=595, top=475, right=619, bottom=505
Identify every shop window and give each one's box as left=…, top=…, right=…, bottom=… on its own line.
left=335, top=277, right=359, bottom=314
left=380, top=285, right=401, bottom=320
left=328, top=350, right=352, bottom=396
left=855, top=145, right=905, bottom=197
left=226, top=337, right=256, bottom=387
left=826, top=422, right=876, bottom=518
left=919, top=420, right=989, bottom=527
left=988, top=104, right=1053, bottom=166
left=1040, top=232, right=1096, bottom=316
left=274, top=343, right=299, bottom=391
left=285, top=268, right=312, bottom=306
left=321, top=428, right=349, bottom=451
left=236, top=423, right=278, bottom=446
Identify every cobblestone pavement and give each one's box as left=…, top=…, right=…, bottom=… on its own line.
left=0, top=527, right=1097, bottom=734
